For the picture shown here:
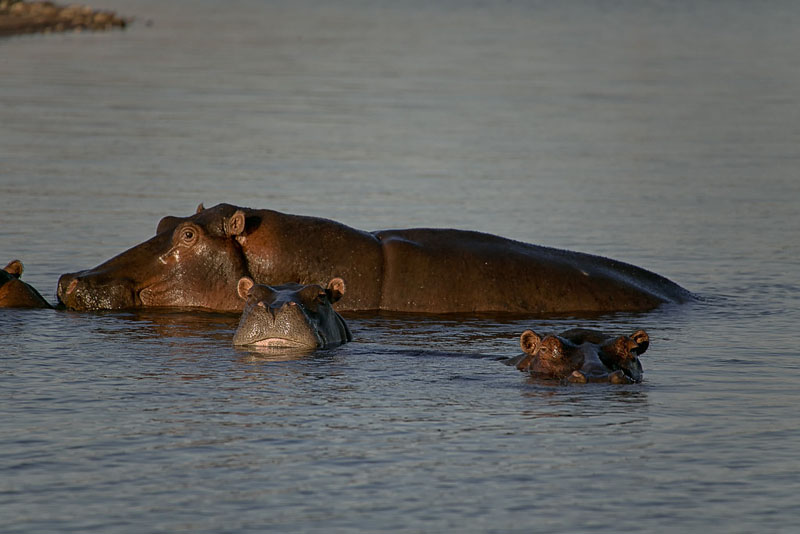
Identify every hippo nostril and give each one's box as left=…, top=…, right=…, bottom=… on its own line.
left=67, top=279, right=78, bottom=295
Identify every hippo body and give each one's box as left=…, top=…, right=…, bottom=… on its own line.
left=58, top=203, right=693, bottom=314
left=233, top=277, right=351, bottom=350
left=505, top=328, right=649, bottom=384
left=0, top=260, right=52, bottom=308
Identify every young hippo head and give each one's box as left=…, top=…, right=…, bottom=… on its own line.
left=57, top=204, right=249, bottom=311
left=233, top=277, right=352, bottom=350
left=515, top=328, right=647, bottom=384
left=0, top=260, right=52, bottom=308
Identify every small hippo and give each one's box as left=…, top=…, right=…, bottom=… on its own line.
left=505, top=328, right=649, bottom=384
left=0, top=260, right=52, bottom=308
left=233, top=277, right=352, bottom=350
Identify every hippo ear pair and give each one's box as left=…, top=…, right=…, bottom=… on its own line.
left=519, top=329, right=542, bottom=354
left=235, top=277, right=346, bottom=302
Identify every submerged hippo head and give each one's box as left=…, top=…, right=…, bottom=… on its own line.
left=513, top=328, right=648, bottom=384
left=233, top=277, right=352, bottom=350
left=57, top=204, right=249, bottom=311
left=0, top=260, right=52, bottom=308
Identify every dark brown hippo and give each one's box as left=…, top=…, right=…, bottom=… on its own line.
left=57, top=203, right=693, bottom=313
left=505, top=327, right=649, bottom=384
left=0, top=260, right=52, bottom=308
left=233, top=277, right=351, bottom=349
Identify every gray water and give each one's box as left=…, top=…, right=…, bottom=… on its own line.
left=2, top=1, right=799, bottom=532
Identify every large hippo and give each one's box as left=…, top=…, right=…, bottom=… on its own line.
left=233, top=276, right=351, bottom=349
left=505, top=327, right=649, bottom=383
left=57, top=203, right=693, bottom=313
left=1, top=260, right=52, bottom=308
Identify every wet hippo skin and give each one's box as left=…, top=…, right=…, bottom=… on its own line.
left=57, top=203, right=693, bottom=313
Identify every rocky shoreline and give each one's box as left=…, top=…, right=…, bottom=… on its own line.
left=0, top=0, right=129, bottom=37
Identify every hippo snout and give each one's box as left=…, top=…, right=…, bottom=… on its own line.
left=57, top=271, right=137, bottom=311
left=234, top=300, right=324, bottom=348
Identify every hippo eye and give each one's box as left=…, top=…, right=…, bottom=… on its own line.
left=317, top=292, right=328, bottom=303
left=179, top=228, right=198, bottom=245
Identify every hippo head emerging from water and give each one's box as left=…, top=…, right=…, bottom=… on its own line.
left=1, top=260, right=52, bottom=308
left=57, top=204, right=250, bottom=311
left=233, top=277, right=352, bottom=350
left=509, top=328, right=649, bottom=384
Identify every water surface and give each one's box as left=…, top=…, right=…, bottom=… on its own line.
left=2, top=1, right=799, bottom=532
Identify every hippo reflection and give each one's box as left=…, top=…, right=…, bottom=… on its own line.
left=505, top=328, right=649, bottom=384
left=57, top=203, right=693, bottom=314
left=233, top=277, right=351, bottom=350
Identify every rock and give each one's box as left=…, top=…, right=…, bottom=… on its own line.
left=0, top=0, right=130, bottom=37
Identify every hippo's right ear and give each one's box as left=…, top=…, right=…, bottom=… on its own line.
left=237, top=277, right=255, bottom=300
left=3, top=259, right=23, bottom=278
left=326, top=277, right=346, bottom=303
left=630, top=329, right=649, bottom=355
left=520, top=330, right=541, bottom=354
left=225, top=210, right=246, bottom=237
left=196, top=203, right=205, bottom=213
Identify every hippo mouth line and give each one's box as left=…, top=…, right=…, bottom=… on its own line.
left=247, top=337, right=317, bottom=348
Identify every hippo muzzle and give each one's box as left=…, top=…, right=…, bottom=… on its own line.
left=233, top=300, right=325, bottom=348
left=233, top=277, right=351, bottom=350
left=57, top=270, right=138, bottom=311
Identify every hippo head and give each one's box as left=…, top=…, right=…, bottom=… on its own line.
left=57, top=204, right=249, bottom=311
left=516, top=330, right=586, bottom=380
left=515, top=328, right=648, bottom=384
left=1, top=260, right=52, bottom=308
left=597, top=329, right=648, bottom=383
left=233, top=277, right=352, bottom=350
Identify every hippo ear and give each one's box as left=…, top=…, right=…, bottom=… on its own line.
left=225, top=210, right=246, bottom=237
left=630, top=329, right=649, bottom=355
left=3, top=259, right=23, bottom=278
left=237, top=277, right=255, bottom=299
left=519, top=330, right=541, bottom=354
left=326, top=277, right=346, bottom=303
left=196, top=203, right=205, bottom=214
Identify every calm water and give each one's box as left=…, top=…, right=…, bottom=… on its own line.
left=2, top=1, right=799, bottom=532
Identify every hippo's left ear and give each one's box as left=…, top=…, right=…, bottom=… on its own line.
left=520, top=330, right=541, bottom=354
left=225, top=210, right=246, bottom=237
left=237, top=277, right=255, bottom=299
left=3, top=259, right=23, bottom=278
left=326, top=277, right=346, bottom=303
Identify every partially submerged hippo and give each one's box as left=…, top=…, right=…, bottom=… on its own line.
left=233, top=277, right=351, bottom=350
left=505, top=327, right=649, bottom=384
left=58, top=203, right=693, bottom=313
left=0, top=260, right=52, bottom=308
